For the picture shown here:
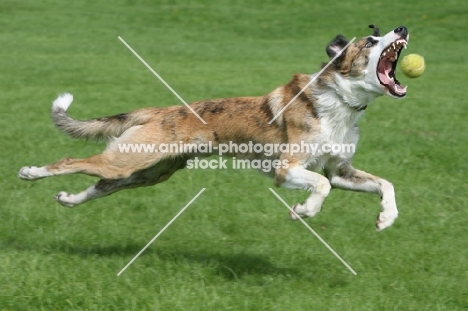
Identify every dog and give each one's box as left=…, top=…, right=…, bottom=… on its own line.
left=19, top=25, right=409, bottom=231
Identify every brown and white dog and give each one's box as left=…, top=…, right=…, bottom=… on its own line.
left=19, top=25, right=409, bottom=231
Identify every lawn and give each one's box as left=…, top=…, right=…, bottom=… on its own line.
left=1, top=0, right=467, bottom=310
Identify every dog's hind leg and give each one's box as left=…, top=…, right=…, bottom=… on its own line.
left=54, top=156, right=187, bottom=207
left=18, top=165, right=54, bottom=180
left=55, top=178, right=143, bottom=208
left=19, top=154, right=139, bottom=181
left=54, top=180, right=109, bottom=208
left=275, top=165, right=332, bottom=219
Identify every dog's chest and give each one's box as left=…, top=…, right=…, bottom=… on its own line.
left=317, top=103, right=361, bottom=145
left=304, top=103, right=361, bottom=170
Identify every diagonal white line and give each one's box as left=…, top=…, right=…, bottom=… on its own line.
left=118, top=36, right=207, bottom=125
left=117, top=188, right=206, bottom=276
left=268, top=188, right=357, bottom=275
left=268, top=37, right=356, bottom=124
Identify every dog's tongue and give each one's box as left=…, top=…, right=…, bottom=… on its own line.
left=378, top=58, right=407, bottom=96
left=378, top=59, right=393, bottom=85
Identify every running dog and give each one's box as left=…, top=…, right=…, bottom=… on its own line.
left=19, top=25, right=409, bottom=231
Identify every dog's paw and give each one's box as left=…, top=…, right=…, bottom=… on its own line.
left=289, top=201, right=322, bottom=220
left=289, top=203, right=310, bottom=220
left=289, top=209, right=300, bottom=220
left=376, top=211, right=398, bottom=231
left=54, top=191, right=76, bottom=208
left=289, top=203, right=304, bottom=220
left=18, top=166, right=44, bottom=180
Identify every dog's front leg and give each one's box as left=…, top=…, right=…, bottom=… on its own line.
left=326, top=161, right=398, bottom=231
left=275, top=165, right=332, bottom=219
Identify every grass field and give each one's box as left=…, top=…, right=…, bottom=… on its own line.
left=1, top=0, right=468, bottom=310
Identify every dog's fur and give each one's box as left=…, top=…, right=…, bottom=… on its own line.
left=19, top=25, right=409, bottom=231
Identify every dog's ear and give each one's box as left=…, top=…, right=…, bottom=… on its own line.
left=326, top=35, right=349, bottom=60
left=368, top=24, right=380, bottom=37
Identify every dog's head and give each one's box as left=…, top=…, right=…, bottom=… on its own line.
left=326, top=25, right=409, bottom=98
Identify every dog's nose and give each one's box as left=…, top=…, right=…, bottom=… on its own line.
left=394, top=26, right=408, bottom=37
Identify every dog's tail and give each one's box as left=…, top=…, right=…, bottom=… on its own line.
left=51, top=93, right=152, bottom=141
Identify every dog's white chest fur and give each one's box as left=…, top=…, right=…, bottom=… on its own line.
left=305, top=89, right=364, bottom=170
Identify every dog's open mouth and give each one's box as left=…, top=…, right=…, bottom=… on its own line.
left=377, top=39, right=407, bottom=97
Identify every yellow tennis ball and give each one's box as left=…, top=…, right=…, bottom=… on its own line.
left=400, top=54, right=425, bottom=78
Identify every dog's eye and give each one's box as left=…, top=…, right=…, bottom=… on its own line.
left=365, top=41, right=373, bottom=48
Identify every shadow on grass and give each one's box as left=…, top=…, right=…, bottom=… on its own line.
left=8, top=241, right=350, bottom=283
left=44, top=242, right=307, bottom=279
left=159, top=251, right=299, bottom=281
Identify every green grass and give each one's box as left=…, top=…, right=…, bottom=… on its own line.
left=1, top=0, right=468, bottom=310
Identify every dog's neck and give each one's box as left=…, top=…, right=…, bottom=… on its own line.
left=338, top=79, right=380, bottom=111
left=312, top=74, right=374, bottom=142
left=316, top=73, right=382, bottom=112
left=334, top=89, right=368, bottom=111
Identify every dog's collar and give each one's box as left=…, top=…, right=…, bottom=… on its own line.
left=335, top=89, right=367, bottom=112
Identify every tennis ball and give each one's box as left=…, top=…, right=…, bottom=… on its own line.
left=400, top=54, right=425, bottom=78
